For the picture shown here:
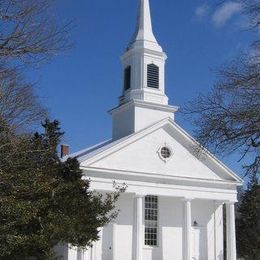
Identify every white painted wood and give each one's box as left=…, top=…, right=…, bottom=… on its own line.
left=96, top=228, right=103, bottom=260
left=80, top=119, right=242, bottom=185
left=135, top=196, right=143, bottom=260
left=68, top=246, right=78, bottom=260
left=130, top=0, right=157, bottom=46
left=90, top=244, right=95, bottom=260
left=192, top=228, right=200, bottom=260
left=85, top=175, right=238, bottom=202
left=226, top=203, right=237, bottom=260
left=77, top=248, right=87, bottom=260
left=183, top=199, right=192, bottom=260
left=191, top=227, right=207, bottom=260
left=102, top=223, right=113, bottom=260
left=81, top=248, right=88, bottom=260
left=111, top=0, right=170, bottom=139
left=112, top=224, right=117, bottom=260
left=214, top=203, right=224, bottom=260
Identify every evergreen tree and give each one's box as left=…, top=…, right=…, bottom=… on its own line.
left=0, top=120, right=123, bottom=259
left=236, top=176, right=260, bottom=259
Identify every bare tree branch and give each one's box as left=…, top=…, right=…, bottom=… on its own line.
left=182, top=45, right=260, bottom=177
left=0, top=68, right=47, bottom=133
left=0, top=0, right=71, bottom=134
left=0, top=0, right=71, bottom=67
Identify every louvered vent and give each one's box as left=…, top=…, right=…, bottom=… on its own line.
left=147, top=64, right=159, bottom=89
left=124, top=66, right=131, bottom=91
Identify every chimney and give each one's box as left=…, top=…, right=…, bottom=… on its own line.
left=61, top=144, right=70, bottom=158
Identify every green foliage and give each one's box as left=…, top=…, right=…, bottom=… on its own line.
left=236, top=177, right=260, bottom=259
left=0, top=120, right=123, bottom=259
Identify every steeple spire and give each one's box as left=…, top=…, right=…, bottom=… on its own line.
left=132, top=0, right=157, bottom=44
left=128, top=0, right=162, bottom=52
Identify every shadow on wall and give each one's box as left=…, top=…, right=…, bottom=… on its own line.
left=101, top=223, right=113, bottom=260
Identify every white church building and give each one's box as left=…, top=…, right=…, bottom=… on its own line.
left=60, top=0, right=242, bottom=259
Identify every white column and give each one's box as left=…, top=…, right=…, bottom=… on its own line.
left=96, top=227, right=103, bottom=260
left=183, top=199, right=192, bottom=260
left=68, top=245, right=78, bottom=259
left=134, top=195, right=143, bottom=260
left=113, top=224, right=117, bottom=260
left=80, top=248, right=89, bottom=260
left=77, top=248, right=82, bottom=260
left=226, top=202, right=237, bottom=260
left=90, top=244, right=95, bottom=260
left=214, top=202, right=224, bottom=260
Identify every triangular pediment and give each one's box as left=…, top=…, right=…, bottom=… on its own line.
left=79, top=119, right=242, bottom=184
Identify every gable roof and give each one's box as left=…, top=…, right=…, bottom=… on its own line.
left=66, top=135, right=131, bottom=163
left=65, top=139, right=113, bottom=161
left=69, top=118, right=243, bottom=184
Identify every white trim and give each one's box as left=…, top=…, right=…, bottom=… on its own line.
left=157, top=143, right=173, bottom=163
left=183, top=199, right=192, bottom=260
left=226, top=202, right=237, bottom=260
left=81, top=166, right=241, bottom=186
left=112, top=224, right=117, bottom=260
left=143, top=195, right=159, bottom=247
left=79, top=118, right=242, bottom=184
left=85, top=176, right=238, bottom=195
left=134, top=196, right=143, bottom=260
left=170, top=120, right=243, bottom=183
left=86, top=177, right=238, bottom=202
left=65, top=139, right=112, bottom=161
left=121, top=47, right=167, bottom=60
left=109, top=99, right=178, bottom=115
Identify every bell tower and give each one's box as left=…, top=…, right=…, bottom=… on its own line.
left=110, top=0, right=178, bottom=140
left=120, top=0, right=168, bottom=105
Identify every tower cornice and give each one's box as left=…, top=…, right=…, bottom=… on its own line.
left=121, top=47, right=167, bottom=61
left=109, top=100, right=179, bottom=116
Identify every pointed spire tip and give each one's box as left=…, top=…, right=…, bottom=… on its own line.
left=127, top=0, right=162, bottom=52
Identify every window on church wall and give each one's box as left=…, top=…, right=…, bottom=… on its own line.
left=124, top=66, right=131, bottom=91
left=147, top=64, right=159, bottom=89
left=145, top=195, right=158, bottom=246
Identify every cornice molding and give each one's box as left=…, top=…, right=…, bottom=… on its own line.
left=109, top=99, right=179, bottom=115
left=81, top=166, right=241, bottom=187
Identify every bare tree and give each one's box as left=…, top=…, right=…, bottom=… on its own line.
left=0, top=0, right=70, bottom=67
left=183, top=2, right=260, bottom=178
left=0, top=68, right=47, bottom=133
left=241, top=0, right=260, bottom=29
left=0, top=0, right=70, bottom=133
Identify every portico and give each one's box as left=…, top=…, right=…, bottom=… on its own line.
left=132, top=195, right=236, bottom=260
left=73, top=180, right=237, bottom=260
left=79, top=153, right=240, bottom=260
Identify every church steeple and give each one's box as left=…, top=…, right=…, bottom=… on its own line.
left=128, top=0, right=162, bottom=52
left=119, top=0, right=168, bottom=106
left=110, top=0, right=178, bottom=140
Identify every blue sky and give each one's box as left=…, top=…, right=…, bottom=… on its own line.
left=31, top=0, right=255, bottom=175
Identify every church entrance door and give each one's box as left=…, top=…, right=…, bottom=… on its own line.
left=191, top=226, right=207, bottom=260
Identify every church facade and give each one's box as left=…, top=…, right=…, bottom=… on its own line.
left=59, top=0, right=242, bottom=259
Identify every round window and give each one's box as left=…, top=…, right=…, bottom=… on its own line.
left=160, top=147, right=171, bottom=159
